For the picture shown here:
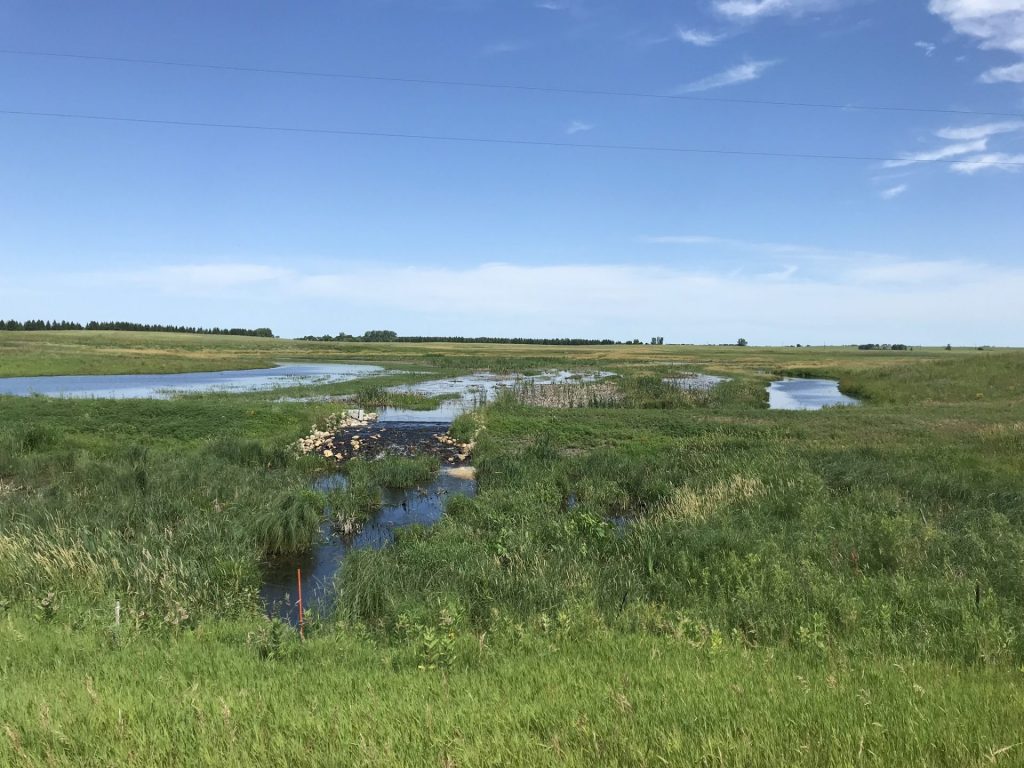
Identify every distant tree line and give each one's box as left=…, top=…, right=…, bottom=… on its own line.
left=298, top=329, right=629, bottom=345
left=858, top=343, right=911, bottom=351
left=2, top=320, right=274, bottom=337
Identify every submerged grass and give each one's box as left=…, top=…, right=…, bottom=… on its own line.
left=350, top=383, right=454, bottom=411
left=2, top=336, right=1023, bottom=764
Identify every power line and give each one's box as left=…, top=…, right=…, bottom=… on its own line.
left=2, top=47, right=1023, bottom=120
left=3, top=107, right=1023, bottom=168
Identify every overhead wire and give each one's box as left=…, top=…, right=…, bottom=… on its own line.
left=2, top=48, right=1023, bottom=120
left=2, top=108, right=1023, bottom=168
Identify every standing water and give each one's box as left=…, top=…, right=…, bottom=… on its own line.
left=0, top=363, right=385, bottom=399
left=768, top=378, right=859, bottom=410
left=377, top=370, right=613, bottom=421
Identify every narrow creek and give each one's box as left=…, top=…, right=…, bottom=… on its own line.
left=260, top=468, right=477, bottom=624
left=260, top=370, right=613, bottom=622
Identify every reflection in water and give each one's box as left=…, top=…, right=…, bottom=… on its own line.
left=768, top=378, right=859, bottom=411
left=0, top=363, right=385, bottom=399
left=261, top=469, right=476, bottom=624
left=378, top=370, right=614, bottom=422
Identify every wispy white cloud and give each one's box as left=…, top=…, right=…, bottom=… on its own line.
left=534, top=0, right=584, bottom=11
left=883, top=138, right=988, bottom=168
left=565, top=120, right=594, bottom=135
left=928, top=0, right=1024, bottom=83
left=676, top=26, right=724, bottom=46
left=713, top=0, right=842, bottom=19
left=915, top=40, right=937, bottom=56
left=889, top=121, right=1024, bottom=173
left=679, top=60, right=778, bottom=93
left=980, top=61, right=1024, bottom=83
left=880, top=184, right=909, bottom=199
left=935, top=120, right=1024, bottom=140
left=929, top=0, right=1024, bottom=54
left=951, top=152, right=1024, bottom=173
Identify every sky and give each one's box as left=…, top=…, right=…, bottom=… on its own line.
left=0, top=0, right=1022, bottom=345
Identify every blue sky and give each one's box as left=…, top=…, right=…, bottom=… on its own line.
left=1, top=0, right=1022, bottom=344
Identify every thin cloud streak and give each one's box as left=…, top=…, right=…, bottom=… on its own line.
left=676, top=27, right=724, bottom=46
left=889, top=122, right=1024, bottom=173
left=935, top=121, right=1024, bottom=140
left=883, top=138, right=988, bottom=168
left=679, top=60, right=778, bottom=93
left=565, top=120, right=594, bottom=135
left=951, top=152, right=1024, bottom=174
left=713, top=0, right=843, bottom=19
left=880, top=184, right=908, bottom=199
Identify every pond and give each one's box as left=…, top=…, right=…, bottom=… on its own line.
left=378, top=370, right=614, bottom=422
left=0, top=363, right=385, bottom=399
left=261, top=468, right=477, bottom=624
left=768, top=378, right=859, bottom=411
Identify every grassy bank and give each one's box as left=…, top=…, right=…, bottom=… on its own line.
left=2, top=335, right=1023, bottom=764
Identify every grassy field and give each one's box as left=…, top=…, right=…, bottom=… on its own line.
left=1, top=332, right=1023, bottom=766
left=0, top=329, right=981, bottom=377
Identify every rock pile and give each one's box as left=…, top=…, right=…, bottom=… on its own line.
left=294, top=410, right=473, bottom=466
left=295, top=410, right=378, bottom=456
left=320, top=424, right=473, bottom=465
left=436, top=433, right=473, bottom=463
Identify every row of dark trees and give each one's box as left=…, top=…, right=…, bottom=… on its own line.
left=2, top=320, right=274, bottom=337
left=857, top=343, right=910, bottom=351
left=298, top=330, right=627, bottom=345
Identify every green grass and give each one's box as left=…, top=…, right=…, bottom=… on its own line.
left=2, top=334, right=1024, bottom=765
left=3, top=618, right=1023, bottom=767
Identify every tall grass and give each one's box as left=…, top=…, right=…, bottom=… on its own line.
left=339, top=386, right=1024, bottom=663
left=2, top=617, right=1023, bottom=767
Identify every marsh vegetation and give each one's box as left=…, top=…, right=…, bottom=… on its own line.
left=1, top=332, right=1022, bottom=766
